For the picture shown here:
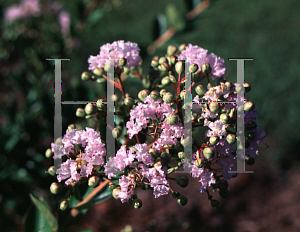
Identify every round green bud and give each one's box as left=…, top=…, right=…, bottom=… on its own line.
left=151, top=57, right=159, bottom=68
left=217, top=180, right=228, bottom=190
left=228, top=108, right=237, bottom=120
left=226, top=134, right=236, bottom=144
left=203, top=147, right=215, bottom=159
left=170, top=55, right=177, bottom=65
left=209, top=135, right=220, bottom=146
left=169, top=74, right=177, bottom=83
left=68, top=124, right=75, bottom=131
left=180, top=90, right=186, bottom=100
left=48, top=166, right=56, bottom=176
left=160, top=89, right=168, bottom=97
left=154, top=161, right=162, bottom=169
left=88, top=176, right=100, bottom=187
left=138, top=89, right=149, bottom=102
left=149, top=148, right=159, bottom=159
left=81, top=72, right=90, bottom=81
left=111, top=94, right=119, bottom=102
left=189, top=63, right=199, bottom=74
left=195, top=85, right=206, bottom=96
left=158, top=62, right=169, bottom=72
left=76, top=108, right=85, bottom=117
left=160, top=152, right=172, bottom=165
left=175, top=61, right=184, bottom=74
left=172, top=191, right=180, bottom=199
left=178, top=151, right=185, bottom=159
left=85, top=103, right=97, bottom=115
left=93, top=68, right=104, bottom=76
left=162, top=92, right=174, bottom=103
left=244, top=101, right=255, bottom=112
left=180, top=136, right=194, bottom=147
left=91, top=75, right=97, bottom=81
left=178, top=44, right=186, bottom=52
left=159, top=57, right=168, bottom=65
left=197, top=116, right=204, bottom=125
left=133, top=199, right=142, bottom=209
left=225, top=81, right=232, bottom=90
left=177, top=195, right=188, bottom=206
left=124, top=96, right=135, bottom=107
left=161, top=76, right=171, bottom=86
left=166, top=114, right=178, bottom=125
left=96, top=77, right=107, bottom=84
left=245, top=155, right=255, bottom=165
left=195, top=158, right=203, bottom=168
left=246, top=132, right=256, bottom=141
left=119, top=58, right=127, bottom=66
left=167, top=45, right=178, bottom=56
left=176, top=175, right=189, bottom=188
left=45, top=148, right=53, bottom=158
left=60, top=200, right=69, bottom=211
left=112, top=188, right=121, bottom=200
left=55, top=137, right=63, bottom=145
left=211, top=199, right=221, bottom=209
left=207, top=83, right=213, bottom=89
left=112, top=126, right=122, bottom=139
left=209, top=102, right=221, bottom=114
left=150, top=90, right=160, bottom=101
left=219, top=189, right=230, bottom=199
left=202, top=63, right=212, bottom=75
left=244, top=82, right=251, bottom=93
left=220, top=113, right=230, bottom=124
left=104, top=63, right=113, bottom=72
left=235, top=83, right=243, bottom=93
left=50, top=182, right=63, bottom=195
left=96, top=99, right=106, bottom=110
left=247, top=121, right=257, bottom=130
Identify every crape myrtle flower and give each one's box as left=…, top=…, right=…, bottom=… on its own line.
left=4, top=0, right=40, bottom=21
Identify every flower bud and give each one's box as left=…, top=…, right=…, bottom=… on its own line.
left=68, top=124, right=75, bottom=131
left=124, top=96, right=134, bottom=107
left=133, top=198, right=142, bottom=209
left=244, top=82, right=251, bottom=93
left=160, top=152, right=172, bottom=165
left=88, top=176, right=100, bottom=187
left=195, top=85, right=206, bottom=96
left=178, top=151, right=185, bottom=159
left=93, top=68, right=104, bottom=76
left=235, top=83, right=243, bottom=93
left=154, top=161, right=162, bottom=169
left=45, top=148, right=53, bottom=158
left=104, top=63, right=113, bottom=72
left=197, top=116, right=204, bottom=125
left=96, top=77, right=107, bottom=84
left=112, top=126, right=122, bottom=139
left=226, top=134, right=236, bottom=144
left=202, top=63, right=212, bottom=75
left=178, top=44, right=186, bottom=52
left=160, top=89, right=167, bottom=97
left=246, top=132, right=256, bottom=141
left=169, top=74, right=177, bottom=83
left=159, top=62, right=169, bottom=72
left=195, top=158, right=203, bottom=168
left=55, top=137, right=63, bottom=145
left=119, top=58, right=127, bottom=66
left=245, top=155, right=255, bottom=165
left=167, top=45, right=178, bottom=56
left=50, top=182, right=63, bottom=194
left=225, top=81, right=232, bottom=89
left=180, top=90, right=186, bottom=100
left=162, top=92, right=174, bottom=103
left=219, top=189, right=229, bottom=199
left=175, top=61, right=184, bottom=74
left=207, top=83, right=213, bottom=89
left=111, top=94, right=118, bottom=102
left=177, top=195, right=188, bottom=206
left=228, top=108, right=237, bottom=120
left=85, top=103, right=97, bottom=115
left=81, top=72, right=91, bottom=81
left=149, top=148, right=159, bottom=159
left=180, top=136, right=194, bottom=147
left=203, top=147, right=215, bottom=159
left=91, top=75, right=97, bottom=81
left=138, top=89, right=149, bottom=101
left=159, top=57, right=168, bottom=65
left=161, top=76, right=171, bottom=86
left=211, top=200, right=221, bottom=209
left=209, top=135, right=220, bottom=146
left=76, top=108, right=85, bottom=117
left=170, top=55, right=177, bottom=65
left=189, top=63, right=198, bottom=73
left=166, top=114, right=178, bottom=125
left=151, top=57, right=159, bottom=68
left=112, top=188, right=121, bottom=200
left=60, top=200, right=68, bottom=211
left=209, top=102, right=221, bottom=114
left=220, top=113, right=230, bottom=124
left=150, top=90, right=160, bottom=101
left=244, top=101, right=255, bottom=112
left=247, top=121, right=257, bottom=130
left=48, top=166, right=56, bottom=176
left=96, top=99, right=106, bottom=110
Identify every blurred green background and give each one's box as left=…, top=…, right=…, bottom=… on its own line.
left=0, top=0, right=299, bottom=231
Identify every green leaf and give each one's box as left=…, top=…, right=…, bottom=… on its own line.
left=92, top=179, right=119, bottom=204
left=23, top=205, right=52, bottom=232
left=29, top=194, right=58, bottom=231
left=86, top=9, right=104, bottom=25
left=166, top=4, right=186, bottom=32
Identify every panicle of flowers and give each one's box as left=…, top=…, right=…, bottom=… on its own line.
left=4, top=0, right=40, bottom=22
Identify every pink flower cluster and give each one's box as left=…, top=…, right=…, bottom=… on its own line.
left=178, top=44, right=226, bottom=80
left=51, top=128, right=106, bottom=186
left=4, top=0, right=40, bottom=21
left=58, top=11, right=70, bottom=38
left=126, top=96, right=184, bottom=151
left=88, top=40, right=141, bottom=70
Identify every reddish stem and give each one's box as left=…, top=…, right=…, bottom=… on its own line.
left=102, top=74, right=121, bottom=89
left=177, top=73, right=181, bottom=95
left=172, top=82, right=177, bottom=94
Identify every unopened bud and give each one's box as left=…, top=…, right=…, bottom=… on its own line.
left=160, top=152, right=172, bottom=165
left=124, top=96, right=134, bottom=107
left=195, top=85, right=206, bottom=96
left=202, top=63, right=212, bottom=75
left=220, top=113, right=230, bottom=124
left=169, top=74, right=177, bottom=83
left=226, top=134, right=236, bottom=144
left=195, top=158, right=203, bottom=168
left=162, top=92, right=174, bottom=103
left=177, top=195, right=188, bottom=206
left=112, top=126, right=122, bottom=139
left=175, top=61, right=184, bottom=74
left=203, top=147, right=215, bottom=159
left=159, top=62, right=169, bottom=72
left=160, top=89, right=168, bottom=97
left=166, top=114, right=178, bottom=125
left=180, top=136, right=194, bottom=147
left=225, top=81, right=232, bottom=89
left=244, top=101, right=255, bottom=112
left=96, top=77, right=107, bottom=84
left=209, top=102, right=221, bottom=113
left=60, top=200, right=68, bottom=210
left=197, top=116, right=204, bottom=125
left=211, top=199, right=221, bottom=209
left=104, top=63, right=113, bottom=72
left=133, top=198, right=142, bottom=209
left=159, top=57, right=168, bottom=65
left=244, top=83, right=251, bottom=93
left=167, top=45, right=178, bottom=56
left=111, top=94, right=118, bottom=102
left=119, top=58, right=127, bottom=66
left=170, top=55, right=177, bottom=65
left=180, top=90, right=186, bottom=100
left=149, top=148, right=159, bottom=159
left=178, top=152, right=185, bottom=159
left=81, top=72, right=90, bottom=81
left=68, top=124, right=75, bottom=131
left=45, top=148, right=53, bottom=158
left=161, top=76, right=171, bottom=86
left=88, top=176, right=100, bottom=187
left=209, top=135, right=220, bottom=145
left=50, top=182, right=63, bottom=194
left=189, top=63, right=198, bottom=73
left=112, top=188, right=121, bottom=200
left=48, top=166, right=56, bottom=176
left=176, top=175, right=189, bottom=188
left=93, top=68, right=104, bottom=76
left=76, top=108, right=85, bottom=117
left=138, top=89, right=149, bottom=101
left=235, top=83, right=243, bottom=93
left=178, top=44, right=186, bottom=52
left=96, top=99, right=106, bottom=110
left=172, top=191, right=180, bottom=199
left=85, top=103, right=97, bottom=115
left=150, top=90, right=160, bottom=101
